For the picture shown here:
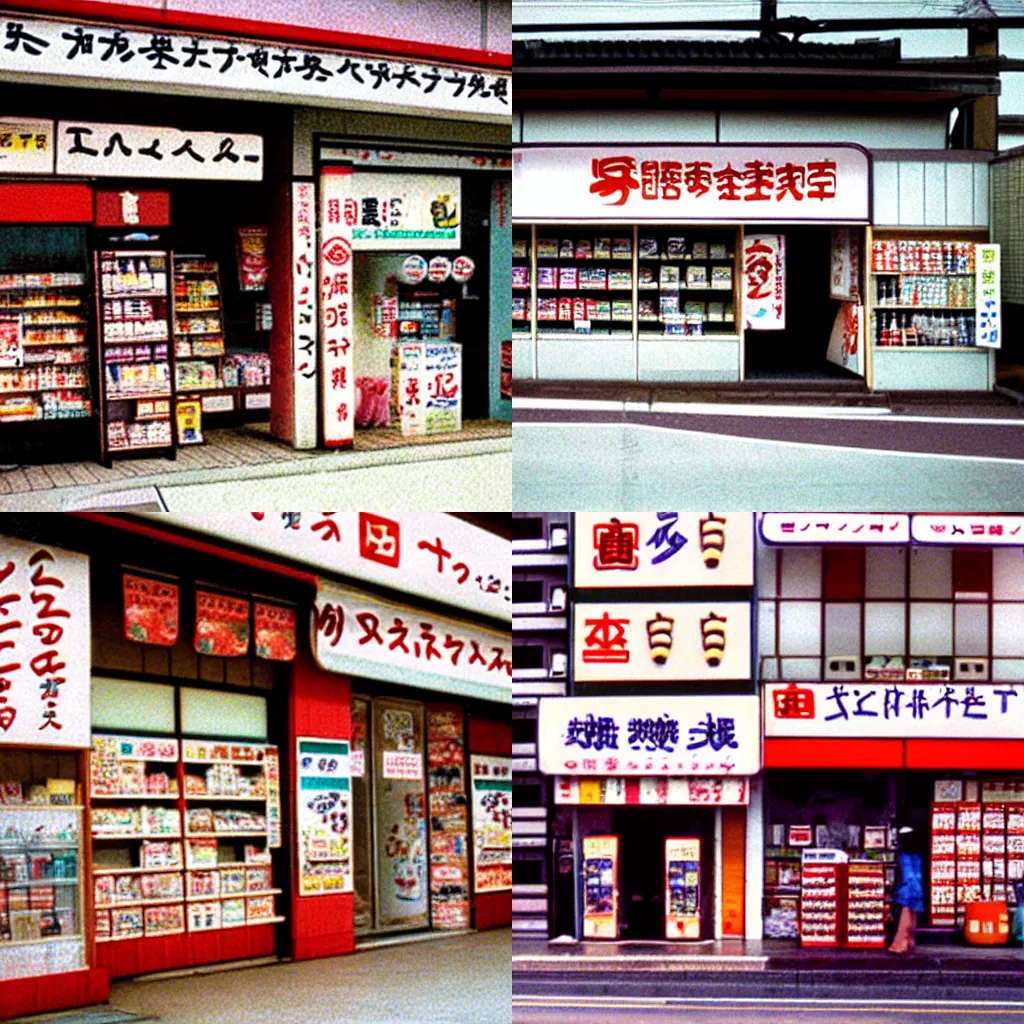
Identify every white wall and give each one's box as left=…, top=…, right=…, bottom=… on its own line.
left=521, top=108, right=716, bottom=143
left=720, top=111, right=948, bottom=150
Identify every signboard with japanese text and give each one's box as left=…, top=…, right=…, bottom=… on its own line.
left=297, top=738, right=352, bottom=896
left=512, top=145, right=871, bottom=223
left=291, top=181, right=318, bottom=449
left=911, top=515, right=1024, bottom=544
left=830, top=227, right=861, bottom=302
left=975, top=243, right=1002, bottom=349
left=760, top=513, right=910, bottom=545
left=0, top=118, right=54, bottom=174
left=137, top=511, right=510, bottom=622
left=0, top=16, right=510, bottom=123
left=555, top=775, right=750, bottom=806
left=254, top=602, right=296, bottom=662
left=57, top=121, right=262, bottom=180
left=0, top=536, right=90, bottom=748
left=743, top=234, right=785, bottom=330
left=349, top=173, right=461, bottom=250
left=194, top=590, right=250, bottom=657
left=574, top=513, right=754, bottom=589
left=538, top=695, right=761, bottom=777
left=319, top=167, right=355, bottom=448
left=825, top=302, right=864, bottom=378
left=764, top=681, right=1024, bottom=739
left=398, top=342, right=462, bottom=437
left=313, top=581, right=511, bottom=703
left=470, top=755, right=511, bottom=893
left=123, top=572, right=179, bottom=646
left=573, top=602, right=752, bottom=683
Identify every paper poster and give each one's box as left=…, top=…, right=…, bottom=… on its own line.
left=0, top=536, right=90, bottom=748
left=666, top=837, right=702, bottom=939
left=825, top=301, right=864, bottom=377
left=976, top=243, right=1001, bottom=349
left=254, top=602, right=296, bottom=662
left=397, top=342, right=462, bottom=438
left=829, top=227, right=861, bottom=302
left=427, top=708, right=470, bottom=929
left=123, top=573, right=179, bottom=646
left=175, top=399, right=203, bottom=446
left=265, top=745, right=281, bottom=848
left=297, top=738, right=352, bottom=895
left=0, top=319, right=23, bottom=369
left=194, top=590, right=250, bottom=657
left=743, top=233, right=785, bottom=330
left=349, top=172, right=461, bottom=250
left=470, top=755, right=512, bottom=893
left=582, top=835, right=618, bottom=939
left=237, top=225, right=269, bottom=291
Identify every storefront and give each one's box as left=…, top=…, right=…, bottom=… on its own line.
left=757, top=512, right=1024, bottom=947
left=0, top=512, right=511, bottom=1020
left=0, top=6, right=510, bottom=467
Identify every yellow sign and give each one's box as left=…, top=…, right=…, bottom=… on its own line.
left=0, top=119, right=55, bottom=173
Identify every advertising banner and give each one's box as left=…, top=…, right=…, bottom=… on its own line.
left=428, top=708, right=470, bottom=928
left=291, top=181, right=318, bottom=449
left=573, top=601, right=752, bottom=683
left=297, top=738, right=352, bottom=896
left=123, top=572, right=179, bottom=646
left=825, top=302, right=864, bottom=378
left=830, top=227, right=861, bottom=301
left=976, top=243, right=1001, bottom=349
left=744, top=233, right=785, bottom=330
left=237, top=226, right=269, bottom=291
left=0, top=536, right=90, bottom=748
left=0, top=118, right=55, bottom=174
left=538, top=695, right=762, bottom=777
left=194, top=590, right=250, bottom=657
left=555, top=776, right=750, bottom=806
left=350, top=173, right=461, bottom=250
left=912, top=514, right=1024, bottom=544
left=665, top=837, right=701, bottom=939
left=254, top=602, right=296, bottom=662
left=470, top=754, right=511, bottom=893
left=574, top=512, right=754, bottom=588
left=398, top=342, right=462, bottom=437
left=0, top=319, right=23, bottom=369
left=582, top=835, right=618, bottom=939
left=760, top=513, right=910, bottom=545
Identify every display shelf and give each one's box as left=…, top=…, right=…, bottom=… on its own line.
left=92, top=833, right=183, bottom=840
left=93, top=865, right=182, bottom=876
left=0, top=877, right=78, bottom=887
left=185, top=889, right=281, bottom=902
left=184, top=832, right=268, bottom=839
left=90, top=793, right=179, bottom=801
left=94, top=897, right=183, bottom=910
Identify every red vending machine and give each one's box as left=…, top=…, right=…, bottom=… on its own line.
left=665, top=837, right=701, bottom=939
left=846, top=861, right=886, bottom=948
left=930, top=802, right=957, bottom=927
left=582, top=835, right=618, bottom=939
left=800, top=849, right=848, bottom=948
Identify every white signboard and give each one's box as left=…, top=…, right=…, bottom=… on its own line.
left=399, top=342, right=463, bottom=438
left=976, top=243, right=1002, bottom=349
left=765, top=681, right=1024, bottom=739
left=296, top=737, right=352, bottom=896
left=319, top=167, right=356, bottom=448
left=574, top=512, right=754, bottom=589
left=512, top=145, right=871, bottom=223
left=313, top=581, right=511, bottom=703
left=0, top=118, right=55, bottom=174
left=912, top=515, right=1024, bottom=545
left=349, top=173, right=461, bottom=250
left=573, top=602, right=752, bottom=683
left=743, top=233, right=785, bottom=330
left=760, top=513, right=911, bottom=545
left=291, top=181, right=318, bottom=449
left=538, top=695, right=761, bottom=777
left=0, top=536, right=90, bottom=748
left=57, top=122, right=262, bottom=180
left=555, top=775, right=750, bottom=806
left=137, top=512, right=510, bottom=622
left=0, top=15, right=510, bottom=122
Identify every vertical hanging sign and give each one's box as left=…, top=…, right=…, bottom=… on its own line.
left=744, top=233, right=786, bottom=331
left=975, top=243, right=1001, bottom=349
left=291, top=181, right=318, bottom=449
left=194, top=590, right=251, bottom=657
left=319, top=166, right=355, bottom=448
left=123, top=572, right=179, bottom=646
left=254, top=602, right=296, bottom=662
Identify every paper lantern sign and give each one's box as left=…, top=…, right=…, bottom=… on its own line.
left=451, top=255, right=475, bottom=283
left=254, top=602, right=297, bottom=662
left=124, top=573, right=180, bottom=646
left=400, top=254, right=428, bottom=285
left=195, top=590, right=251, bottom=657
left=428, top=256, right=452, bottom=283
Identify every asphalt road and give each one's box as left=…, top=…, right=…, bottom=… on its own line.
left=512, top=997, right=1024, bottom=1023
left=512, top=421, right=1024, bottom=510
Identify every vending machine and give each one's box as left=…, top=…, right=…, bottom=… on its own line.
left=582, top=835, right=618, bottom=939
left=665, top=837, right=702, bottom=939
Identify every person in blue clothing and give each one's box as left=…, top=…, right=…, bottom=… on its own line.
left=888, top=826, right=925, bottom=955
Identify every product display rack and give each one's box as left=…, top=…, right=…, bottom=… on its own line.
left=846, top=860, right=886, bottom=948
left=512, top=229, right=532, bottom=339
left=0, top=271, right=94, bottom=432
left=0, top=804, right=85, bottom=980
left=94, top=249, right=176, bottom=464
left=930, top=801, right=956, bottom=927
left=763, top=847, right=801, bottom=939
left=799, top=849, right=848, bottom=948
left=89, top=734, right=284, bottom=944
left=870, top=236, right=982, bottom=350
left=956, top=802, right=982, bottom=928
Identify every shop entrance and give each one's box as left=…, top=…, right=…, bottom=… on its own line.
left=744, top=225, right=853, bottom=382
left=609, top=806, right=715, bottom=941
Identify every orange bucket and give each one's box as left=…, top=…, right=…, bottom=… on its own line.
left=964, top=901, right=1010, bottom=946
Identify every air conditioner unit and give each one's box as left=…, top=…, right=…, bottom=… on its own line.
left=549, top=525, right=568, bottom=550
left=955, top=657, right=989, bottom=681
left=825, top=655, right=861, bottom=681
left=548, top=587, right=567, bottom=613
left=550, top=652, right=568, bottom=678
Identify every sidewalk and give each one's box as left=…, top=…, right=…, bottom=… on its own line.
left=512, top=936, right=1024, bottom=1002
left=0, top=420, right=511, bottom=510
